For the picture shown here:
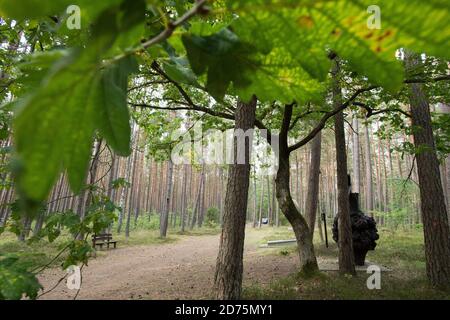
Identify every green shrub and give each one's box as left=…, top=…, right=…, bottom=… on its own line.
left=206, top=207, right=220, bottom=224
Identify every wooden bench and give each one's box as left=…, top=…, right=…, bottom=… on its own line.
left=92, top=233, right=118, bottom=250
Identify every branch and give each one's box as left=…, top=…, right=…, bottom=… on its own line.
left=289, top=103, right=312, bottom=130
left=353, top=101, right=411, bottom=118
left=288, top=86, right=377, bottom=153
left=345, top=118, right=358, bottom=135
left=151, top=61, right=196, bottom=106
left=128, top=80, right=170, bottom=92
left=105, top=0, right=208, bottom=65
left=404, top=74, right=450, bottom=84
left=140, top=0, right=208, bottom=50
left=281, top=103, right=294, bottom=143
left=371, top=108, right=411, bottom=118
left=129, top=102, right=235, bottom=121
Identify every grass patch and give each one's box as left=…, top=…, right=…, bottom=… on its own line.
left=244, top=228, right=450, bottom=300
left=258, top=227, right=295, bottom=244
left=175, top=226, right=221, bottom=237
left=0, top=231, right=72, bottom=270
left=113, top=229, right=178, bottom=247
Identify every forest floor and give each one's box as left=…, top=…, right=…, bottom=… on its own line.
left=36, top=226, right=299, bottom=299
left=2, top=225, right=449, bottom=299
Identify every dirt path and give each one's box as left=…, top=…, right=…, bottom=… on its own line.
left=38, top=230, right=298, bottom=300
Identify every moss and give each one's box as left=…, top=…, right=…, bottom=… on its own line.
left=298, top=261, right=320, bottom=279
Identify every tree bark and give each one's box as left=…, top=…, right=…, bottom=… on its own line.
left=436, top=103, right=450, bottom=224
left=190, top=168, right=203, bottom=229
left=197, top=164, right=206, bottom=228
left=266, top=175, right=272, bottom=225
left=252, top=167, right=258, bottom=227
left=160, top=159, right=174, bottom=238
left=125, top=134, right=140, bottom=239
left=352, top=115, right=361, bottom=193
left=331, top=56, right=356, bottom=275
left=404, top=51, right=450, bottom=288
left=180, top=164, right=188, bottom=232
left=275, top=104, right=318, bottom=274
left=364, top=122, right=374, bottom=214
left=258, top=177, right=264, bottom=228
left=214, top=96, right=257, bottom=300
left=305, top=132, right=322, bottom=239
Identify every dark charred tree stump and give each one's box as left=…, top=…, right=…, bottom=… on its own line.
left=332, top=193, right=379, bottom=266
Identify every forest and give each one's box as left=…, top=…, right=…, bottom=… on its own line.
left=0, top=0, right=449, bottom=302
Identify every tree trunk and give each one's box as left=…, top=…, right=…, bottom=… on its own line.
left=266, top=175, right=272, bottom=225
left=160, top=159, right=174, bottom=238
left=190, top=168, right=203, bottom=229
left=118, top=131, right=136, bottom=234
left=252, top=167, right=258, bottom=227
left=436, top=103, right=450, bottom=224
left=214, top=96, right=257, bottom=300
left=275, top=104, right=318, bottom=274
left=305, top=132, right=322, bottom=239
left=125, top=134, right=140, bottom=239
left=447, top=157, right=450, bottom=225
left=258, top=178, right=264, bottom=228
left=76, top=139, right=102, bottom=240
left=331, top=56, right=356, bottom=275
left=352, top=115, right=361, bottom=193
left=404, top=51, right=450, bottom=288
left=271, top=175, right=276, bottom=226
left=364, top=122, right=374, bottom=214
left=33, top=211, right=46, bottom=236
left=197, top=164, right=206, bottom=228
left=180, top=164, right=188, bottom=232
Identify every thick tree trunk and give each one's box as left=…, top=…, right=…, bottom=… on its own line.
left=405, top=51, right=450, bottom=288
left=305, top=132, right=322, bottom=239
left=275, top=104, right=318, bottom=274
left=331, top=56, right=356, bottom=275
left=214, top=96, right=257, bottom=300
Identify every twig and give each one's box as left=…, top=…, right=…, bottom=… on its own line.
left=288, top=86, right=378, bottom=153
left=400, top=155, right=418, bottom=199
left=105, top=0, right=208, bottom=65
left=37, top=274, right=68, bottom=298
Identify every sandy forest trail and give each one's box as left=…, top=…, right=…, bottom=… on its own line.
left=38, top=229, right=298, bottom=300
